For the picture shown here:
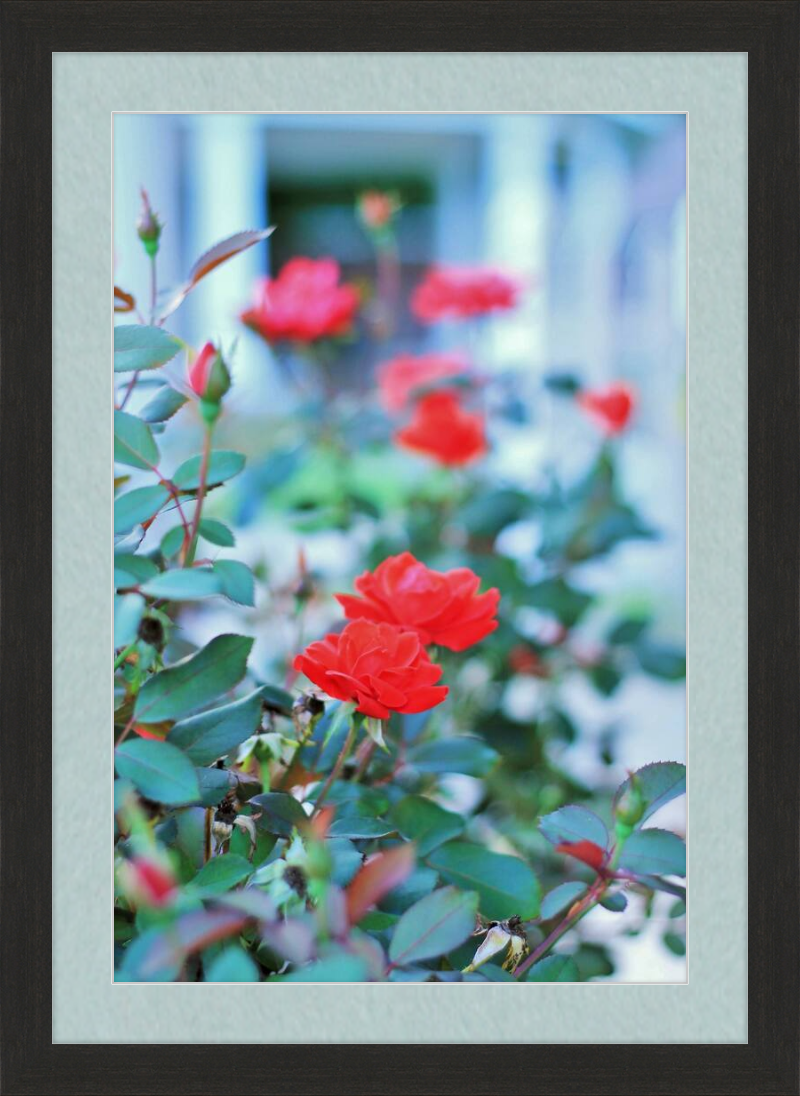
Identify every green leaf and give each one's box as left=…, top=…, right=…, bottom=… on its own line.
left=212, top=560, right=255, bottom=606
left=540, top=881, right=587, bottom=921
left=188, top=854, right=253, bottom=895
left=115, top=738, right=200, bottom=806
left=114, top=324, right=180, bottom=373
left=139, top=383, right=188, bottom=423
left=195, top=766, right=237, bottom=808
left=160, top=525, right=186, bottom=559
left=618, top=828, right=686, bottom=878
left=327, top=815, right=395, bottom=839
left=613, top=762, right=686, bottom=825
left=249, top=791, right=308, bottom=838
left=664, top=932, right=686, bottom=957
left=426, top=842, right=540, bottom=921
left=173, top=450, right=246, bottom=491
left=524, top=955, right=579, bottom=982
left=538, top=805, right=609, bottom=850
left=199, top=519, right=236, bottom=547
left=389, top=795, right=465, bottom=857
left=114, top=593, right=145, bottom=648
left=114, top=409, right=160, bottom=470
left=167, top=689, right=263, bottom=765
left=115, top=553, right=160, bottom=587
left=134, top=634, right=254, bottom=723
left=140, top=568, right=223, bottom=601
left=204, top=946, right=260, bottom=982
left=388, top=886, right=478, bottom=966
left=600, top=891, right=628, bottom=912
left=114, top=485, right=170, bottom=534
left=607, top=616, right=650, bottom=645
left=408, top=736, right=499, bottom=777
left=378, top=866, right=438, bottom=915
left=527, top=577, right=593, bottom=627
left=635, top=642, right=686, bottom=680
left=281, top=955, right=368, bottom=983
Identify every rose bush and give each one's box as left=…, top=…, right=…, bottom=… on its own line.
left=113, top=186, right=686, bottom=985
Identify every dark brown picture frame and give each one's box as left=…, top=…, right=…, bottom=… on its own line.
left=1, top=1, right=796, bottom=1092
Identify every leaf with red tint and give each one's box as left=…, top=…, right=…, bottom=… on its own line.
left=555, top=840, right=607, bottom=873
left=345, top=844, right=415, bottom=925
left=160, top=227, right=275, bottom=321
left=114, top=286, right=136, bottom=313
left=133, top=722, right=170, bottom=741
left=308, top=806, right=335, bottom=841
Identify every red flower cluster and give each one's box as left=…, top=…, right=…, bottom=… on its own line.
left=394, top=390, right=487, bottom=466
left=336, top=552, right=499, bottom=652
left=377, top=352, right=471, bottom=413
left=411, top=265, right=520, bottom=323
left=294, top=553, right=499, bottom=718
left=241, top=257, right=359, bottom=344
left=577, top=383, right=635, bottom=435
left=293, top=619, right=447, bottom=720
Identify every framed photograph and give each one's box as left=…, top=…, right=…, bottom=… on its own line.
left=2, top=1, right=796, bottom=1093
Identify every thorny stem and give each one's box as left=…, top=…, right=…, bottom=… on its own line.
left=311, top=718, right=356, bottom=818
left=184, top=426, right=213, bottom=566
left=514, top=876, right=608, bottom=980
left=353, top=736, right=378, bottom=782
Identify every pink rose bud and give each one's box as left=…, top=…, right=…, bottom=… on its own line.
left=358, top=190, right=399, bottom=231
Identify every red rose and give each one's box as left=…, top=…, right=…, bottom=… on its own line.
left=336, top=552, right=500, bottom=652
left=394, top=390, right=487, bottom=466
left=577, top=383, right=635, bottom=435
left=411, top=265, right=520, bottom=323
left=241, top=257, right=360, bottom=344
left=377, top=352, right=471, bottom=413
left=293, top=619, right=448, bottom=719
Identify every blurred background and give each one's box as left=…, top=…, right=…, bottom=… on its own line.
left=114, top=112, right=686, bottom=981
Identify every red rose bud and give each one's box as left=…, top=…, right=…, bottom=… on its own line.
left=377, top=352, right=472, bottom=413
left=394, top=390, right=488, bottom=466
left=555, top=840, right=608, bottom=874
left=293, top=619, right=448, bottom=719
left=136, top=188, right=163, bottom=258
left=124, top=855, right=177, bottom=907
left=336, top=552, right=499, bottom=652
left=188, top=341, right=231, bottom=415
left=411, top=265, right=520, bottom=323
left=577, top=383, right=635, bottom=435
left=358, top=189, right=400, bottom=231
left=241, top=257, right=360, bottom=344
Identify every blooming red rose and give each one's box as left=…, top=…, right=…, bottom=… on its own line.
left=293, top=619, right=448, bottom=719
left=377, top=352, right=472, bottom=413
left=577, top=383, right=635, bottom=435
left=336, top=552, right=500, bottom=652
left=394, top=390, right=487, bottom=466
left=411, top=265, right=520, bottom=323
left=241, top=257, right=360, bottom=344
